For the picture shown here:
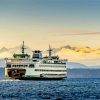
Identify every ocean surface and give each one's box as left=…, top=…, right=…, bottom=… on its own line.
left=0, top=68, right=100, bottom=100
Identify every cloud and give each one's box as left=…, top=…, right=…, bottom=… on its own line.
left=52, top=28, right=100, bottom=36
left=55, top=45, right=100, bottom=55
left=67, top=32, right=100, bottom=35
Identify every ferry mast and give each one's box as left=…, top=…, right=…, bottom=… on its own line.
left=21, top=41, right=26, bottom=54
left=48, top=45, right=52, bottom=58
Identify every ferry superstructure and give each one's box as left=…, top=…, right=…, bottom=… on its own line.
left=5, top=42, right=67, bottom=80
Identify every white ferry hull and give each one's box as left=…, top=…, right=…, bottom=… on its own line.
left=5, top=67, right=67, bottom=80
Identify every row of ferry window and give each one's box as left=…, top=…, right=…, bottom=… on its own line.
left=35, top=69, right=66, bottom=72
left=39, top=65, right=66, bottom=68
left=43, top=74, right=66, bottom=76
left=13, top=65, right=27, bottom=66
left=7, top=64, right=34, bottom=68
left=42, top=60, right=66, bottom=64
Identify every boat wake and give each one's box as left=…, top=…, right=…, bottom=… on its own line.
left=0, top=79, right=20, bottom=82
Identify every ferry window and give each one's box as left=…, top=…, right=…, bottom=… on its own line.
left=23, top=65, right=25, bottom=67
left=54, top=61, right=58, bottom=63
left=43, top=60, right=46, bottom=63
left=7, top=64, right=11, bottom=68
left=29, top=64, right=34, bottom=68
left=33, top=60, right=38, bottom=62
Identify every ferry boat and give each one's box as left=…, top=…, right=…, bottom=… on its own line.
left=5, top=42, right=67, bottom=80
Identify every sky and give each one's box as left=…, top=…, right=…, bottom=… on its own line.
left=0, top=0, right=100, bottom=50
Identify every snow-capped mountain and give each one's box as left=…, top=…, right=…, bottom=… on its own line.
left=0, top=47, right=8, bottom=52
left=67, top=62, right=88, bottom=69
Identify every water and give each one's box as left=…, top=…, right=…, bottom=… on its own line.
left=0, top=68, right=100, bottom=100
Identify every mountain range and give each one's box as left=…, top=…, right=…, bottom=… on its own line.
left=0, top=45, right=99, bottom=56
left=0, top=44, right=99, bottom=66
